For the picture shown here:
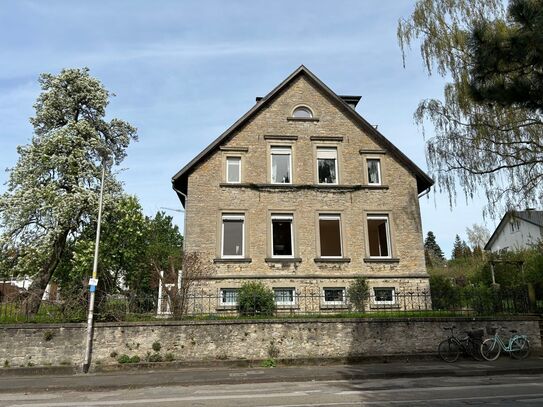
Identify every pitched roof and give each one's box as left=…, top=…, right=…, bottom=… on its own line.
left=484, top=210, right=543, bottom=250
left=172, top=65, right=434, bottom=205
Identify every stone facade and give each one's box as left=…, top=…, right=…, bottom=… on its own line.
left=0, top=318, right=540, bottom=368
left=173, top=66, right=434, bottom=312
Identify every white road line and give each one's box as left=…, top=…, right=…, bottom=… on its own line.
left=6, top=391, right=310, bottom=407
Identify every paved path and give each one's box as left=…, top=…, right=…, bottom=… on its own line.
left=2, top=374, right=543, bottom=406
left=0, top=357, right=542, bottom=394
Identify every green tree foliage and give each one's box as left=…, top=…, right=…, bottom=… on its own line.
left=147, top=211, right=183, bottom=279
left=469, top=0, right=543, bottom=112
left=398, top=0, right=543, bottom=214
left=452, top=234, right=472, bottom=259
left=0, top=68, right=137, bottom=313
left=347, top=277, right=369, bottom=311
left=238, top=282, right=276, bottom=317
left=424, top=231, right=445, bottom=267
left=429, top=275, right=462, bottom=310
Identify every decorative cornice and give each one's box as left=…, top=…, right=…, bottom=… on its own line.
left=286, top=116, right=320, bottom=122
left=263, top=135, right=299, bottom=141
left=359, top=149, right=386, bottom=155
left=219, top=146, right=249, bottom=152
left=310, top=136, right=344, bottom=142
left=219, top=183, right=389, bottom=192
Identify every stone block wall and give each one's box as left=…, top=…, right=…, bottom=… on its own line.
left=0, top=317, right=540, bottom=368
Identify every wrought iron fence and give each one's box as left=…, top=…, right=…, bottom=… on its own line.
left=0, top=285, right=537, bottom=324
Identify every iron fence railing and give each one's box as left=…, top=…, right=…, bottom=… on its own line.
left=0, top=284, right=538, bottom=324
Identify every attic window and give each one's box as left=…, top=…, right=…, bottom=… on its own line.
left=292, top=106, right=313, bottom=118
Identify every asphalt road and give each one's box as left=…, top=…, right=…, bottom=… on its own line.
left=1, top=374, right=543, bottom=407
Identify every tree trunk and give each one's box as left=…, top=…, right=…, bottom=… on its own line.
left=23, top=229, right=70, bottom=316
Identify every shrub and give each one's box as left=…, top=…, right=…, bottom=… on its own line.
left=164, top=353, right=175, bottom=362
left=238, top=282, right=275, bottom=316
left=152, top=341, right=161, bottom=352
left=430, top=275, right=462, bottom=310
left=260, top=358, right=276, bottom=368
left=129, top=355, right=140, bottom=363
left=347, top=277, right=369, bottom=311
left=117, top=354, right=131, bottom=364
left=462, top=284, right=499, bottom=314
left=148, top=353, right=163, bottom=363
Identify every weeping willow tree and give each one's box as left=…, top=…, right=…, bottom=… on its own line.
left=398, top=0, right=543, bottom=216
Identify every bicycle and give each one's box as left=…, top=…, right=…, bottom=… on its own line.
left=438, top=326, right=485, bottom=363
left=480, top=327, right=530, bottom=361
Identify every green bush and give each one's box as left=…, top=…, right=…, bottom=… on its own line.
left=238, top=282, right=276, bottom=316
left=117, top=354, right=131, bottom=364
left=429, top=275, right=462, bottom=310
left=462, top=284, right=499, bottom=314
left=347, top=277, right=369, bottom=311
left=152, top=341, right=161, bottom=352
left=164, top=353, right=175, bottom=362
left=129, top=355, right=140, bottom=363
left=148, top=353, right=163, bottom=363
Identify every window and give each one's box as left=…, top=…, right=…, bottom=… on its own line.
left=319, top=215, right=342, bottom=257
left=367, top=158, right=381, bottom=185
left=317, top=148, right=338, bottom=184
left=271, top=214, right=293, bottom=257
left=274, top=288, right=296, bottom=305
left=323, top=288, right=345, bottom=305
left=510, top=220, right=520, bottom=233
left=271, top=147, right=292, bottom=184
left=367, top=215, right=391, bottom=258
left=220, top=288, right=238, bottom=306
left=221, top=214, right=244, bottom=258
left=373, top=288, right=395, bottom=304
left=226, top=157, right=241, bottom=183
left=292, top=106, right=313, bottom=118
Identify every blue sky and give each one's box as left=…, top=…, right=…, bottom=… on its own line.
left=0, top=0, right=494, bottom=256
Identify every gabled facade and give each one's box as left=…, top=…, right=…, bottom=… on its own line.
left=485, top=210, right=543, bottom=253
left=172, top=66, right=434, bottom=311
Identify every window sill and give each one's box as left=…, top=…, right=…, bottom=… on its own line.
left=287, top=116, right=320, bottom=122
left=320, top=304, right=349, bottom=310
left=216, top=305, right=238, bottom=311
left=218, top=183, right=389, bottom=191
left=369, top=304, right=400, bottom=310
left=363, top=257, right=400, bottom=263
left=314, top=257, right=351, bottom=263
left=213, top=258, right=252, bottom=264
left=265, top=257, right=302, bottom=264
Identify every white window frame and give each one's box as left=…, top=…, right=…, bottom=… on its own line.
left=322, top=287, right=346, bottom=305
left=292, top=106, right=313, bottom=118
left=319, top=214, right=343, bottom=258
left=219, top=288, right=239, bottom=306
left=367, top=158, right=381, bottom=185
left=274, top=288, right=296, bottom=306
left=373, top=287, right=396, bottom=305
left=271, top=214, right=294, bottom=258
left=317, top=147, right=338, bottom=185
left=221, top=214, right=245, bottom=259
left=270, top=147, right=292, bottom=184
left=367, top=215, right=392, bottom=259
left=226, top=156, right=241, bottom=184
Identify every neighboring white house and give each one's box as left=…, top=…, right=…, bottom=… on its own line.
left=485, top=210, right=543, bottom=253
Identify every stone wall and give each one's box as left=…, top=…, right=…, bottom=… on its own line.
left=0, top=317, right=540, bottom=368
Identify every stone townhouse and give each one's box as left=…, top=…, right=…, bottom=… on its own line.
left=172, top=65, right=434, bottom=312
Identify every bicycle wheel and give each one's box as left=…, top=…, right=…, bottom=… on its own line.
left=481, top=338, right=501, bottom=361
left=510, top=337, right=530, bottom=360
left=438, top=339, right=460, bottom=363
left=468, top=338, right=484, bottom=361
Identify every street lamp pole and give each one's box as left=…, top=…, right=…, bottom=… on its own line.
left=82, top=159, right=107, bottom=373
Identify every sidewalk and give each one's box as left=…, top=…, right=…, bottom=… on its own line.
left=1, top=357, right=542, bottom=393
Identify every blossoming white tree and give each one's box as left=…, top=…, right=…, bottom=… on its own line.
left=0, top=68, right=137, bottom=314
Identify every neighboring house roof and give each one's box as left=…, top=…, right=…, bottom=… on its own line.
left=172, top=65, right=434, bottom=206
left=484, top=210, right=543, bottom=250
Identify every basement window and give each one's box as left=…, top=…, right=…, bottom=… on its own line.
left=373, top=288, right=395, bottom=304
left=323, top=288, right=346, bottom=305
left=220, top=288, right=239, bottom=306
left=274, top=288, right=296, bottom=306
